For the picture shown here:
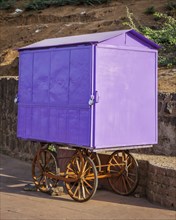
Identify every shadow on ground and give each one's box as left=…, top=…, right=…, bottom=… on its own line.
left=0, top=153, right=173, bottom=211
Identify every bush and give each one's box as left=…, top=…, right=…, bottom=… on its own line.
left=0, top=0, right=15, bottom=9
left=165, top=1, right=176, bottom=16
left=123, top=8, right=176, bottom=67
left=144, top=6, right=155, bottom=15
left=166, top=1, right=176, bottom=11
left=25, top=0, right=109, bottom=10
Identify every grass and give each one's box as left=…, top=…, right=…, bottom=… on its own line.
left=144, top=6, right=155, bottom=15
left=25, top=0, right=109, bottom=10
left=0, top=0, right=15, bottom=9
left=166, top=1, right=176, bottom=11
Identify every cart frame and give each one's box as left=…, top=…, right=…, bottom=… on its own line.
left=32, top=143, right=139, bottom=202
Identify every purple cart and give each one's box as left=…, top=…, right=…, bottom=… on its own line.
left=17, top=29, right=159, bottom=202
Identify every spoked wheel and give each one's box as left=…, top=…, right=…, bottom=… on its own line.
left=107, top=151, right=139, bottom=195
left=32, top=149, right=58, bottom=193
left=65, top=153, right=98, bottom=202
left=85, top=150, right=101, bottom=172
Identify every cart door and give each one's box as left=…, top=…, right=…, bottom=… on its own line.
left=17, top=45, right=93, bottom=147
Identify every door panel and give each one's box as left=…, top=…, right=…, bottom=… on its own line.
left=69, top=48, right=91, bottom=106
left=33, top=51, right=50, bottom=103
left=95, top=46, right=157, bottom=148
left=50, top=50, right=70, bottom=105
left=19, top=53, right=33, bottom=103
left=18, top=46, right=92, bottom=147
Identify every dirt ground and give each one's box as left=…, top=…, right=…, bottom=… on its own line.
left=133, top=153, right=176, bottom=170
left=0, top=0, right=175, bottom=93
left=1, top=153, right=176, bottom=220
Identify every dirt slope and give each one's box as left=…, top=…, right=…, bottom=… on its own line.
left=0, top=0, right=175, bottom=92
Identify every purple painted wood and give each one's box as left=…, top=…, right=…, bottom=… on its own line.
left=19, top=30, right=160, bottom=50
left=94, top=46, right=157, bottom=148
left=17, top=29, right=159, bottom=149
left=18, top=46, right=92, bottom=146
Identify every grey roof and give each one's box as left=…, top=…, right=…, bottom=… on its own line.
left=19, top=29, right=160, bottom=50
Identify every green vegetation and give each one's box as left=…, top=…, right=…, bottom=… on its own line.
left=144, top=6, right=155, bottom=15
left=124, top=8, right=176, bottom=67
left=165, top=1, right=176, bottom=16
left=25, top=0, right=109, bottom=10
left=166, top=1, right=176, bottom=11
left=0, top=0, right=15, bottom=9
left=48, top=144, right=57, bottom=153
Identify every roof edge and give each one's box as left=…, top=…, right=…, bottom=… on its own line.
left=129, top=29, right=161, bottom=49
left=18, top=41, right=96, bottom=51
left=98, top=30, right=129, bottom=44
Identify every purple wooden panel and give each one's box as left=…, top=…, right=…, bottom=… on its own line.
left=18, top=46, right=92, bottom=146
left=33, top=51, right=50, bottom=103
left=69, top=48, right=91, bottom=106
left=40, top=107, right=49, bottom=139
left=57, top=109, right=67, bottom=142
left=48, top=108, right=68, bottom=143
left=31, top=107, right=41, bottom=138
left=25, top=107, right=32, bottom=138
left=50, top=50, right=69, bottom=105
left=79, top=110, right=90, bottom=145
left=68, top=110, right=79, bottom=144
left=19, top=53, right=33, bottom=103
left=49, top=108, right=59, bottom=140
left=94, top=46, right=157, bottom=148
left=126, top=32, right=153, bottom=49
left=31, top=107, right=48, bottom=139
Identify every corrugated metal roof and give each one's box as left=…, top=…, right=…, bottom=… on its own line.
left=19, top=29, right=160, bottom=50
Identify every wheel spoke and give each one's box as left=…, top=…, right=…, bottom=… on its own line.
left=128, top=172, right=136, bottom=177
left=81, top=182, right=86, bottom=199
left=69, top=163, right=77, bottom=175
left=82, top=161, right=88, bottom=173
left=112, top=156, right=120, bottom=166
left=125, top=176, right=132, bottom=188
left=83, top=179, right=93, bottom=189
left=76, top=159, right=80, bottom=172
left=70, top=182, right=77, bottom=191
left=73, top=184, right=79, bottom=197
left=121, top=175, right=128, bottom=193
left=78, top=182, right=81, bottom=200
left=84, top=184, right=91, bottom=195
left=83, top=166, right=91, bottom=175
left=126, top=175, right=135, bottom=183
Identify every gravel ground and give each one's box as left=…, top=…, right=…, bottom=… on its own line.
left=133, top=153, right=176, bottom=170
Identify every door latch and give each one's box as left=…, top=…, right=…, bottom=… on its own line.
left=88, top=95, right=94, bottom=106
left=88, top=91, right=99, bottom=106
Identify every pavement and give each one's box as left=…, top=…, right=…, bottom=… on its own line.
left=0, top=154, right=175, bottom=220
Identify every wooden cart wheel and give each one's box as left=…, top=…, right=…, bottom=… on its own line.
left=65, top=154, right=98, bottom=202
left=32, top=149, right=58, bottom=193
left=85, top=150, right=101, bottom=172
left=107, top=151, right=139, bottom=195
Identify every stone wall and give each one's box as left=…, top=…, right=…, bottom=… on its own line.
left=0, top=77, right=175, bottom=158
left=0, top=77, right=38, bottom=161
left=146, top=164, right=176, bottom=209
